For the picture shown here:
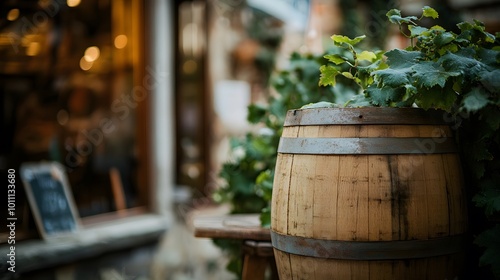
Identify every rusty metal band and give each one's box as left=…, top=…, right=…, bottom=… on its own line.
left=278, top=137, right=457, bottom=154
left=284, top=108, right=450, bottom=126
left=271, top=231, right=465, bottom=260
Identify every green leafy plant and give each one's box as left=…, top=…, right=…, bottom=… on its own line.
left=319, top=6, right=500, bottom=278
left=320, top=6, right=499, bottom=111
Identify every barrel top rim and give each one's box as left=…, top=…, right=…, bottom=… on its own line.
left=284, top=107, right=451, bottom=126
left=287, top=107, right=445, bottom=113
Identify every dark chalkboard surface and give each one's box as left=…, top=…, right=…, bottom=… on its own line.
left=21, top=162, right=80, bottom=239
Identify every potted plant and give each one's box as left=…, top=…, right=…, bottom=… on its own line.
left=269, top=6, right=499, bottom=279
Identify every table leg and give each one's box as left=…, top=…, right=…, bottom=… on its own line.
left=241, top=240, right=278, bottom=280
left=242, top=253, right=268, bottom=280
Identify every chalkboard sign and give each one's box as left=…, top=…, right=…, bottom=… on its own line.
left=20, top=162, right=80, bottom=239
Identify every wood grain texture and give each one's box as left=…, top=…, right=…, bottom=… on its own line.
left=273, top=251, right=465, bottom=279
left=271, top=108, right=467, bottom=279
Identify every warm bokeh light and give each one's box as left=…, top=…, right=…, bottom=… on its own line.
left=57, top=110, right=69, bottom=125
left=38, top=0, right=51, bottom=8
left=183, top=59, right=197, bottom=74
left=26, top=42, right=40, bottom=56
left=7, top=9, right=20, bottom=21
left=114, top=35, right=128, bottom=49
left=79, top=56, right=93, bottom=70
left=84, top=46, right=100, bottom=62
left=67, top=0, right=81, bottom=7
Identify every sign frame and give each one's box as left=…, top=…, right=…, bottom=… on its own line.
left=20, top=162, right=81, bottom=239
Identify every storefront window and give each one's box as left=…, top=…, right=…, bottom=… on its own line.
left=0, top=0, right=147, bottom=237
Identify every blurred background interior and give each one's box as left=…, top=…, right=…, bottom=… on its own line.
left=0, top=0, right=499, bottom=279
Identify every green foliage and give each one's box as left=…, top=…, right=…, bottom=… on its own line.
left=319, top=6, right=500, bottom=278
left=319, top=35, right=385, bottom=95
left=213, top=134, right=276, bottom=214
left=320, top=6, right=499, bottom=112
left=475, top=224, right=500, bottom=278
left=369, top=11, right=499, bottom=111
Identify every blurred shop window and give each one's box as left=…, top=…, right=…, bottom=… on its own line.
left=0, top=0, right=147, bottom=240
left=175, top=1, right=208, bottom=196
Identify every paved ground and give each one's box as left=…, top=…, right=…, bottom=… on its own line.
left=151, top=219, right=234, bottom=280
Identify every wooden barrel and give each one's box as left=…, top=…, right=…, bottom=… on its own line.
left=271, top=107, right=467, bottom=280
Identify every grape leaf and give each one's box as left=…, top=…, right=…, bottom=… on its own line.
left=357, top=51, right=377, bottom=62
left=365, top=85, right=403, bottom=106
left=438, top=48, right=485, bottom=78
left=468, top=20, right=496, bottom=43
left=415, top=85, right=458, bottom=110
left=433, top=32, right=455, bottom=47
left=409, top=25, right=428, bottom=37
left=389, top=15, right=418, bottom=25
left=480, top=69, right=500, bottom=93
left=324, top=54, right=346, bottom=65
left=345, top=94, right=372, bottom=107
left=364, top=86, right=385, bottom=106
left=331, top=35, right=366, bottom=46
left=477, top=48, right=500, bottom=67
left=386, top=9, right=401, bottom=16
left=430, top=25, right=446, bottom=31
left=370, top=50, right=428, bottom=88
left=411, top=61, right=460, bottom=88
left=386, top=9, right=417, bottom=25
left=462, top=87, right=491, bottom=112
left=457, top=21, right=474, bottom=32
left=422, top=6, right=439, bottom=19
left=384, top=49, right=423, bottom=68
left=319, top=65, right=340, bottom=87
left=386, top=9, right=402, bottom=23
left=373, top=67, right=411, bottom=87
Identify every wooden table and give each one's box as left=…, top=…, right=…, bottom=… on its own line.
left=192, top=214, right=277, bottom=280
